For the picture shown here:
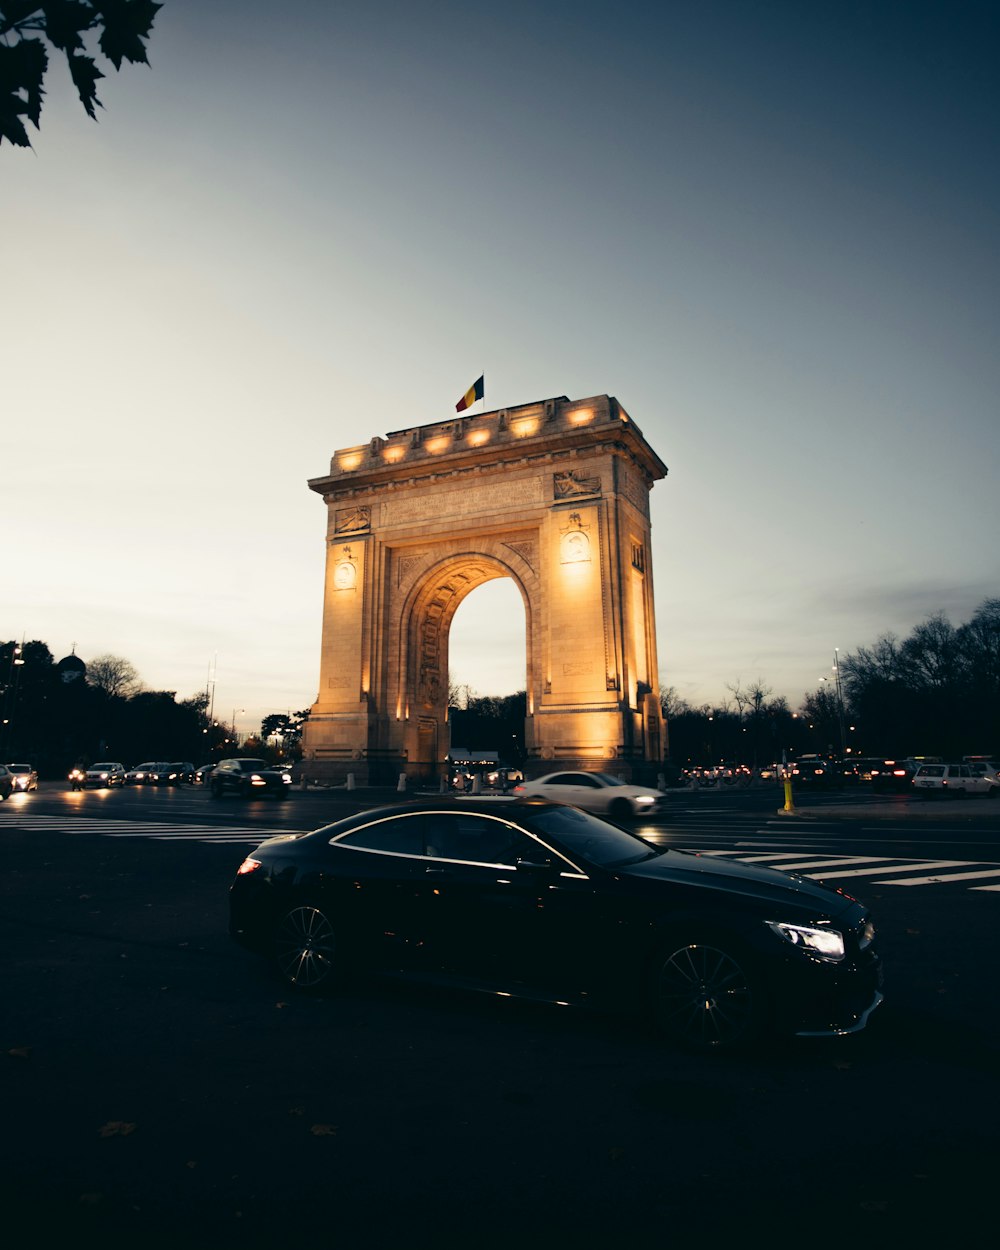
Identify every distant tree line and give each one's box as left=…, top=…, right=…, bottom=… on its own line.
left=838, top=598, right=999, bottom=758
left=448, top=688, right=525, bottom=765
left=0, top=640, right=305, bottom=775
left=663, top=598, right=1000, bottom=766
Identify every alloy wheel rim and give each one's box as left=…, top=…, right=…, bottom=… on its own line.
left=656, top=944, right=754, bottom=1047
left=276, top=907, right=336, bottom=988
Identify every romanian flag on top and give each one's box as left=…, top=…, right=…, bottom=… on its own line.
left=455, top=374, right=484, bottom=412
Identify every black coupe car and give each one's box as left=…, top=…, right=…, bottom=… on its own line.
left=229, top=799, right=883, bottom=1051
left=211, top=757, right=292, bottom=798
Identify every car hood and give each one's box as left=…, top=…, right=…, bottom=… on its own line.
left=620, top=849, right=858, bottom=918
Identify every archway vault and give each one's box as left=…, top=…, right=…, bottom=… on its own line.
left=302, top=393, right=668, bottom=784
left=400, top=550, right=531, bottom=720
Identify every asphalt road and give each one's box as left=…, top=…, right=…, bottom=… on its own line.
left=2, top=785, right=999, bottom=1249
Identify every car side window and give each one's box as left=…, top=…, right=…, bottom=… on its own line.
left=559, top=774, right=600, bottom=788
left=335, top=815, right=425, bottom=856
left=424, top=814, right=537, bottom=866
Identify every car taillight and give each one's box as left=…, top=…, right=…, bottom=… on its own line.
left=236, top=856, right=262, bottom=875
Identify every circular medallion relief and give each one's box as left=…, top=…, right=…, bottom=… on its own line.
left=561, top=530, right=590, bottom=563
left=334, top=561, right=357, bottom=590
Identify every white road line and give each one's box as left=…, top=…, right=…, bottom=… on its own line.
left=102, top=830, right=265, bottom=841
left=800, top=859, right=971, bottom=879
left=880, top=868, right=1000, bottom=886
left=751, top=856, right=897, bottom=870
left=735, top=853, right=889, bottom=866
left=972, top=884, right=1000, bottom=892
left=1, top=814, right=292, bottom=839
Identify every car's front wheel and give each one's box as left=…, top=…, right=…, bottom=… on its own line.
left=609, top=797, right=633, bottom=820
left=275, top=905, right=339, bottom=990
left=651, top=939, right=763, bottom=1051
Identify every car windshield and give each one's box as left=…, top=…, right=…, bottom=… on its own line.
left=9, top=765, right=31, bottom=774
left=525, top=804, right=660, bottom=868
left=593, top=773, right=627, bottom=787
left=237, top=759, right=271, bottom=772
left=92, top=763, right=117, bottom=770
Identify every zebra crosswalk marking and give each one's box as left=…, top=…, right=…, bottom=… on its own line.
left=736, top=854, right=890, bottom=869
left=877, top=867, right=1000, bottom=886
left=797, top=859, right=970, bottom=880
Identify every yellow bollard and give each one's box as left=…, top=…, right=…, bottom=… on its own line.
left=781, top=778, right=796, bottom=813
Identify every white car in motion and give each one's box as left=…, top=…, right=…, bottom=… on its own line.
left=512, top=770, right=666, bottom=817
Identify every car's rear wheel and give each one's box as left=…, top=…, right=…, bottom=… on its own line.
left=651, top=939, right=763, bottom=1051
left=275, top=905, right=339, bottom=990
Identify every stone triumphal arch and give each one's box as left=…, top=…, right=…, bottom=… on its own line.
left=301, top=394, right=668, bottom=784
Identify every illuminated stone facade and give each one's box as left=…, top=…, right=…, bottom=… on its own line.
left=301, top=394, right=668, bottom=784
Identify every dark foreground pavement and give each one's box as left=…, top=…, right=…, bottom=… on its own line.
left=2, top=824, right=998, bottom=1250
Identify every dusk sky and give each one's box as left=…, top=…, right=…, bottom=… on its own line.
left=5, top=1, right=998, bottom=737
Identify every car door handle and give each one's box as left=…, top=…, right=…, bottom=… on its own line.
left=424, top=865, right=453, bottom=876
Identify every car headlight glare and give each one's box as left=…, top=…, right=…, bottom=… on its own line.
left=767, top=920, right=845, bottom=962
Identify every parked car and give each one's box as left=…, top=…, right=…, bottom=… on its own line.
left=84, top=761, right=126, bottom=788
left=0, top=765, right=14, bottom=801
left=229, top=798, right=884, bottom=1051
left=6, top=763, right=39, bottom=792
left=125, top=762, right=158, bottom=785
left=512, top=771, right=666, bottom=817
left=912, top=763, right=996, bottom=798
left=211, top=757, right=292, bottom=799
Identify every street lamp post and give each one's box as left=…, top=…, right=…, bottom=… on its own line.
left=833, top=649, right=847, bottom=757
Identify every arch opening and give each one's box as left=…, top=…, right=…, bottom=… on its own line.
left=447, top=579, right=527, bottom=781
left=401, top=556, right=532, bottom=780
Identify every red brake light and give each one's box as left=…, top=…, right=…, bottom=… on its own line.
left=237, top=856, right=262, bottom=875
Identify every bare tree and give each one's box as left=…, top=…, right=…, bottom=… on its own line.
left=86, top=653, right=141, bottom=698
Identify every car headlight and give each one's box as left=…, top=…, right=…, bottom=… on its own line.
left=250, top=775, right=266, bottom=785
left=634, top=794, right=655, bottom=804
left=766, top=920, right=845, bottom=962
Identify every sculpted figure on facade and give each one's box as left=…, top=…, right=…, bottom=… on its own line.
left=335, top=505, right=371, bottom=534
left=554, top=470, right=601, bottom=499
